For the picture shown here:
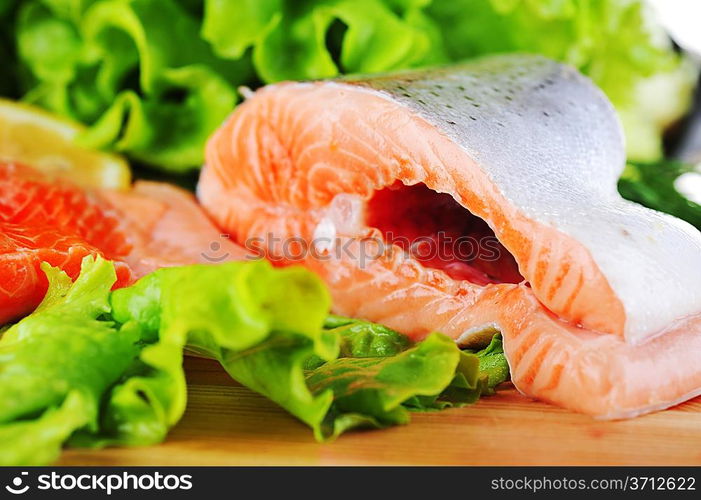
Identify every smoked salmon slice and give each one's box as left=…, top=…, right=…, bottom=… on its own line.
left=199, top=54, right=701, bottom=418
left=0, top=163, right=248, bottom=324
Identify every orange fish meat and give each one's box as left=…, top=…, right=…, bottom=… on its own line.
left=199, top=55, right=701, bottom=418
left=0, top=162, right=248, bottom=324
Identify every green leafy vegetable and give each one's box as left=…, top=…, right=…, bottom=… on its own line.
left=0, top=257, right=140, bottom=465
left=111, top=261, right=340, bottom=439
left=323, top=314, right=411, bottom=357
left=0, top=257, right=506, bottom=464
left=312, top=315, right=507, bottom=423
left=0, top=0, right=688, bottom=172
left=619, top=161, right=701, bottom=230
left=470, top=333, right=510, bottom=391
left=0, top=256, right=200, bottom=463
left=307, top=333, right=481, bottom=437
left=14, top=0, right=248, bottom=172
left=113, top=263, right=494, bottom=441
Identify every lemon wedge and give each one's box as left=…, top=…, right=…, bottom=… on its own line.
left=0, top=99, right=131, bottom=189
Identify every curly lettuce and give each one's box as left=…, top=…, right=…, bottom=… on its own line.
left=0, top=257, right=505, bottom=464
left=0, top=257, right=140, bottom=465
left=112, top=263, right=494, bottom=441
left=1, top=0, right=689, bottom=172
left=619, top=161, right=701, bottom=230
left=203, top=0, right=445, bottom=82
left=14, top=0, right=247, bottom=171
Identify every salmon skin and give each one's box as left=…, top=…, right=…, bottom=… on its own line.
left=0, top=163, right=248, bottom=324
left=200, top=54, right=701, bottom=419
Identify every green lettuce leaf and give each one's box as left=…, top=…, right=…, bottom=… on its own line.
left=399, top=346, right=485, bottom=412
left=470, top=333, right=510, bottom=391
left=16, top=0, right=249, bottom=172
left=202, top=0, right=281, bottom=61
left=0, top=257, right=507, bottom=464
left=202, top=0, right=445, bottom=83
left=0, top=257, right=140, bottom=466
left=309, top=315, right=505, bottom=428
left=111, top=261, right=340, bottom=439
left=112, top=262, right=493, bottom=441
left=77, top=65, right=240, bottom=170
left=307, top=332, right=480, bottom=437
left=619, top=161, right=701, bottom=230
left=16, top=2, right=81, bottom=86
left=322, top=314, right=411, bottom=357
left=0, top=255, right=195, bottom=463
left=401, top=333, right=509, bottom=411
left=4, top=0, right=690, bottom=171
left=318, top=315, right=509, bottom=394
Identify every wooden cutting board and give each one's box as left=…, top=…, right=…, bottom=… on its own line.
left=58, top=356, right=701, bottom=466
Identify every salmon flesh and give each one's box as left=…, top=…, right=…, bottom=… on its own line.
left=0, top=163, right=248, bottom=323
left=199, top=54, right=701, bottom=418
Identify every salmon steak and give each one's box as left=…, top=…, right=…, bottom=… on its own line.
left=199, top=54, right=701, bottom=419
left=0, top=162, right=247, bottom=324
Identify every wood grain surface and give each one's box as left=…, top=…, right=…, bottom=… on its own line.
left=58, top=357, right=701, bottom=466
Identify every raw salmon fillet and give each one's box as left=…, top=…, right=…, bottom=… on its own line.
left=199, top=54, right=701, bottom=418
left=0, top=163, right=248, bottom=324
